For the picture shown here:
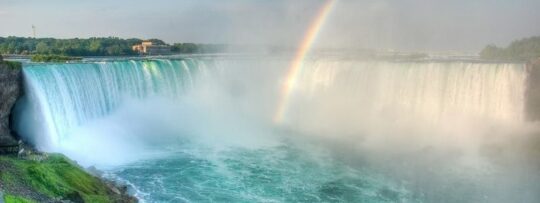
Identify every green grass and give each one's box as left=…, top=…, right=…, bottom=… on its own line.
left=3, top=195, right=36, bottom=203
left=0, top=154, right=122, bottom=202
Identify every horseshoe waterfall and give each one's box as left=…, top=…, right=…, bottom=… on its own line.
left=12, top=57, right=540, bottom=202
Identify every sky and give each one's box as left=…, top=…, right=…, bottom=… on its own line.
left=1, top=0, right=539, bottom=52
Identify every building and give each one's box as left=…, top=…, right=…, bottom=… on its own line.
left=132, top=41, right=171, bottom=55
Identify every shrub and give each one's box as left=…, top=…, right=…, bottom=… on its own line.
left=30, top=54, right=82, bottom=63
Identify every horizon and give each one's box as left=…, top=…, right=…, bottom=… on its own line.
left=1, top=0, right=540, bottom=53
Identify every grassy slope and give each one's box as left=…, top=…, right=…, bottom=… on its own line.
left=0, top=154, right=130, bottom=203
left=3, top=194, right=36, bottom=203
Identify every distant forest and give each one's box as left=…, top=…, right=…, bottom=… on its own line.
left=0, top=37, right=227, bottom=56
left=480, top=36, right=540, bottom=61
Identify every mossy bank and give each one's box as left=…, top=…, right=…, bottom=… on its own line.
left=0, top=154, right=136, bottom=203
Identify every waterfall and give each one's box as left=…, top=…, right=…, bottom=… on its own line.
left=15, top=59, right=209, bottom=150
left=281, top=59, right=528, bottom=142
left=11, top=57, right=534, bottom=202
left=13, top=57, right=528, bottom=156
left=288, top=60, right=526, bottom=123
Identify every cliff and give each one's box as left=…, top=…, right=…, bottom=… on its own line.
left=526, top=58, right=540, bottom=121
left=0, top=57, right=23, bottom=148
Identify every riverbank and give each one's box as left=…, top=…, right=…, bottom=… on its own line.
left=0, top=153, right=136, bottom=203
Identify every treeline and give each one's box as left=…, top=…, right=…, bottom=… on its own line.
left=31, top=54, right=82, bottom=62
left=480, top=36, right=540, bottom=61
left=171, top=43, right=228, bottom=53
left=0, top=37, right=142, bottom=56
left=0, top=37, right=227, bottom=56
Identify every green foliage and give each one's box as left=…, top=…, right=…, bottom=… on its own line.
left=3, top=195, right=36, bottom=203
left=1, top=60, right=22, bottom=69
left=0, top=37, right=141, bottom=56
left=147, top=38, right=166, bottom=45
left=171, top=43, right=228, bottom=54
left=171, top=43, right=199, bottom=53
left=30, top=54, right=82, bottom=63
left=480, top=36, right=540, bottom=61
left=24, top=155, right=109, bottom=200
left=0, top=154, right=118, bottom=202
left=0, top=36, right=228, bottom=56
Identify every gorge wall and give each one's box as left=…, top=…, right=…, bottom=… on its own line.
left=526, top=58, right=540, bottom=121
left=0, top=56, right=22, bottom=146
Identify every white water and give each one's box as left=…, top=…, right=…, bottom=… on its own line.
left=291, top=60, right=526, bottom=123
left=281, top=60, right=529, bottom=152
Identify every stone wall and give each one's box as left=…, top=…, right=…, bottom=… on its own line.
left=0, top=58, right=23, bottom=146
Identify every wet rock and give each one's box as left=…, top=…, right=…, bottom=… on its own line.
left=0, top=60, right=23, bottom=149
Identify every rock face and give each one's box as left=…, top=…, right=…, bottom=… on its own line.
left=526, top=58, right=540, bottom=121
left=0, top=59, right=23, bottom=146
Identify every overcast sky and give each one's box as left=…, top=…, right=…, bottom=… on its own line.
left=1, top=0, right=539, bottom=52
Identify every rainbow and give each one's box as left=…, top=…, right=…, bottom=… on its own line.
left=274, top=0, right=337, bottom=123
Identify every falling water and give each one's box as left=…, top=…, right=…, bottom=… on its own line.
left=13, top=57, right=536, bottom=202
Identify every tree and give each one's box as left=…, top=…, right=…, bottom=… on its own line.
left=480, top=36, right=540, bottom=61
left=0, top=37, right=223, bottom=56
left=36, top=42, right=50, bottom=54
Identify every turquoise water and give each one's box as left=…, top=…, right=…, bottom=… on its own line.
left=106, top=138, right=415, bottom=202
